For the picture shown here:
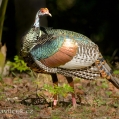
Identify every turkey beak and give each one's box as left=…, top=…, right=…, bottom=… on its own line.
left=48, top=13, right=52, bottom=17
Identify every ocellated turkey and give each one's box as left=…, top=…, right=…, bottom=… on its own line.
left=20, top=8, right=119, bottom=108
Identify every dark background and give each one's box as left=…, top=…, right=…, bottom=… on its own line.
left=2, top=0, right=119, bottom=62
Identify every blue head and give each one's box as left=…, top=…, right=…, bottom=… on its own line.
left=33, top=8, right=52, bottom=28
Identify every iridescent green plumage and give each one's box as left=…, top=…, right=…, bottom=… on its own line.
left=30, top=35, right=64, bottom=60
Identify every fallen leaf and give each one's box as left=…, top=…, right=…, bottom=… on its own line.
left=91, top=107, right=96, bottom=112
left=0, top=101, right=6, bottom=106
left=75, top=89, right=85, bottom=95
left=3, top=77, right=13, bottom=85
left=5, top=114, right=13, bottom=118
left=10, top=87, right=18, bottom=94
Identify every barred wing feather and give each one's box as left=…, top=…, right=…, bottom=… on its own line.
left=30, top=29, right=99, bottom=69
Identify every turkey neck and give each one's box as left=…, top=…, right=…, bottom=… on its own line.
left=33, top=10, right=40, bottom=28
left=21, top=10, right=41, bottom=55
left=21, top=28, right=41, bottom=56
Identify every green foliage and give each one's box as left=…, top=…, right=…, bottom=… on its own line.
left=9, top=55, right=30, bottom=73
left=43, top=83, right=74, bottom=97
left=0, top=85, right=5, bottom=99
left=113, top=70, right=119, bottom=74
left=94, top=97, right=106, bottom=107
left=43, top=84, right=56, bottom=95
left=113, top=101, right=119, bottom=108
left=51, top=116, right=61, bottom=119
left=105, top=91, right=112, bottom=97
left=101, top=81, right=108, bottom=89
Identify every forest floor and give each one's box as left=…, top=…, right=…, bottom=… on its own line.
left=0, top=71, right=119, bottom=119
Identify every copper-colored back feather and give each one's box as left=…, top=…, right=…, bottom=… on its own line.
left=40, top=39, right=78, bottom=67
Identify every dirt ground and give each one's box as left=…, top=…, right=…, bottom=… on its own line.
left=0, top=72, right=119, bottom=119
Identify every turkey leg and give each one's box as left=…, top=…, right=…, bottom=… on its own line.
left=66, top=77, right=76, bottom=108
left=51, top=73, right=58, bottom=107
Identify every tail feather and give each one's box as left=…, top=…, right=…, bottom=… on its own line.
left=95, top=55, right=119, bottom=89
left=109, top=75, right=119, bottom=89
left=103, top=62, right=112, bottom=73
